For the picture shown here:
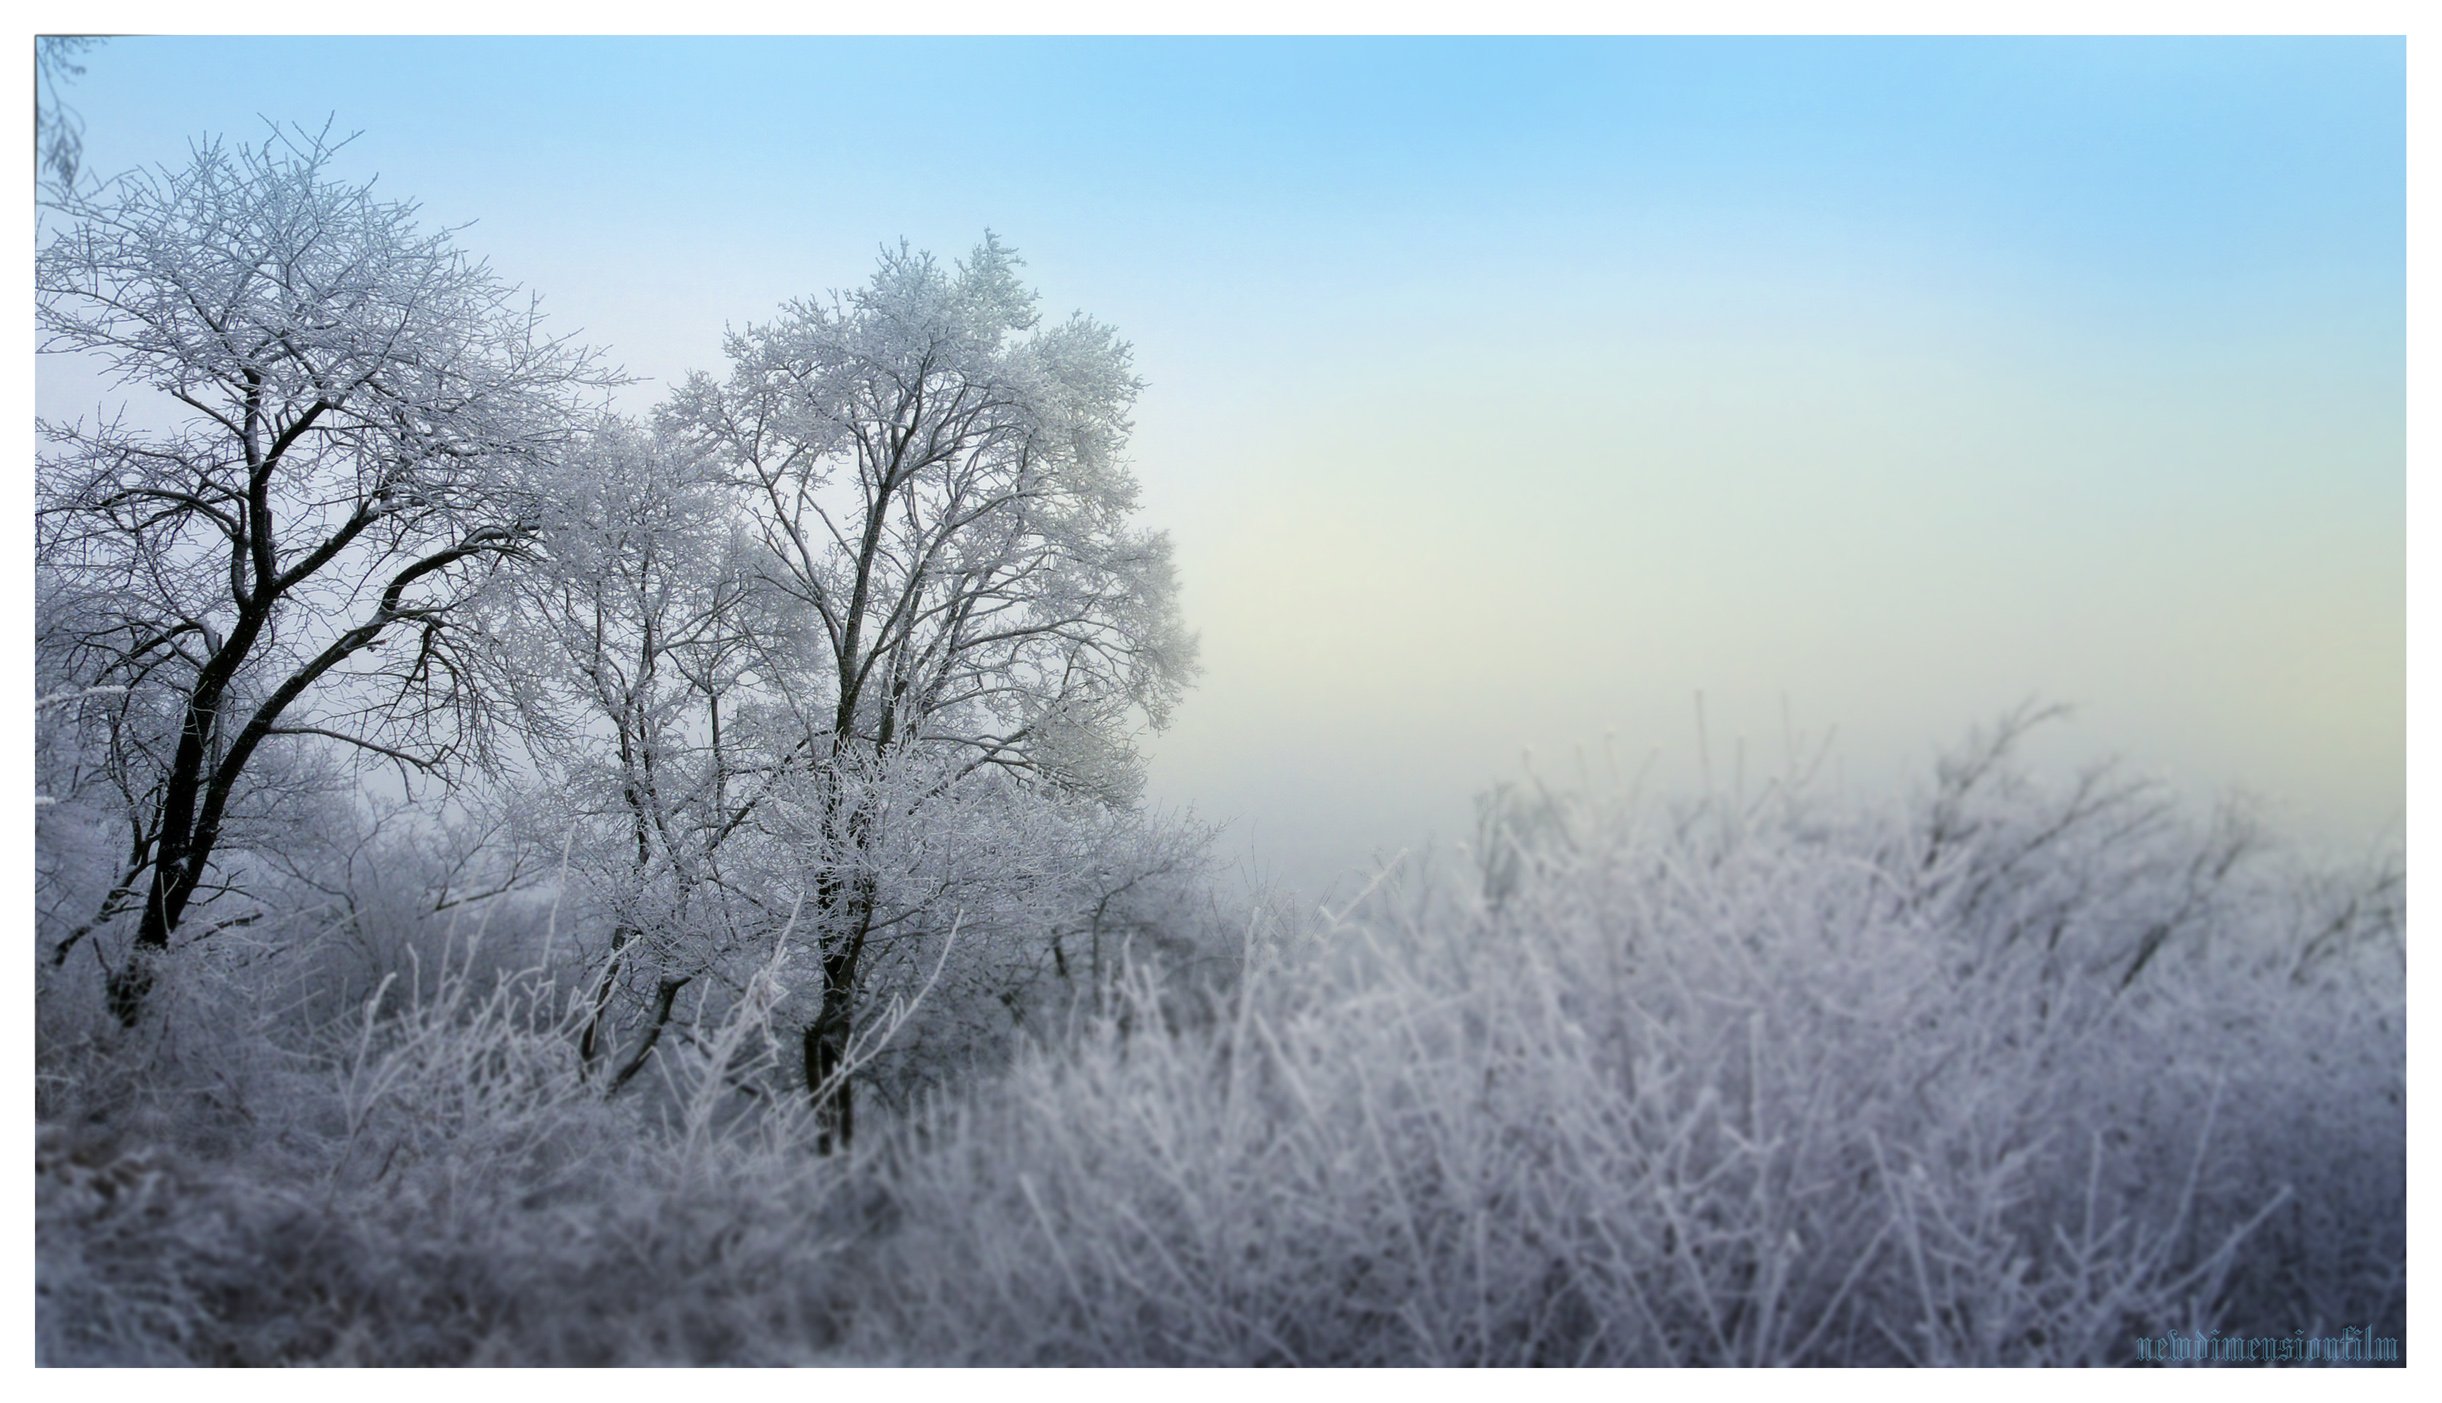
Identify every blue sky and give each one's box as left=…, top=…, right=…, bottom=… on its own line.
left=38, top=36, right=2407, bottom=896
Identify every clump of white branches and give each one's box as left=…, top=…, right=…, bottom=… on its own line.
left=35, top=893, right=930, bottom=1365
left=853, top=709, right=2403, bottom=1365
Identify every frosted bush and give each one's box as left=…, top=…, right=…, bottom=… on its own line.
left=853, top=715, right=2403, bottom=1364
left=37, top=916, right=869, bottom=1365
left=36, top=714, right=2403, bottom=1365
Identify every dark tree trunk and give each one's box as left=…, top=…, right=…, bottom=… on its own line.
left=803, top=993, right=853, bottom=1154
left=804, top=865, right=875, bottom=1153
left=103, top=941, right=159, bottom=1028
left=608, top=977, right=687, bottom=1093
left=579, top=923, right=639, bottom=1075
left=109, top=848, right=204, bottom=1025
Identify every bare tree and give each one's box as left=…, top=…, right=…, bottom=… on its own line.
left=35, top=126, right=612, bottom=1023
left=665, top=235, right=1196, bottom=1144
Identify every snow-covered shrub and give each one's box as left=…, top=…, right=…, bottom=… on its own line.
left=36, top=909, right=871, bottom=1365
left=36, top=712, right=2401, bottom=1365
left=852, top=713, right=2403, bottom=1364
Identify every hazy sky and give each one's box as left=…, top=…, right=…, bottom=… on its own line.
left=37, top=36, right=2406, bottom=898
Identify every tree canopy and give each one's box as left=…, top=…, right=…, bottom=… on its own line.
left=35, top=126, right=613, bottom=1019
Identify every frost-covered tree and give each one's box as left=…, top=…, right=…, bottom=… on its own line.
left=664, top=236, right=1196, bottom=1142
left=501, top=416, right=771, bottom=1088
left=35, top=36, right=101, bottom=191
left=35, top=126, right=611, bottom=1023
left=754, top=742, right=1221, bottom=1121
